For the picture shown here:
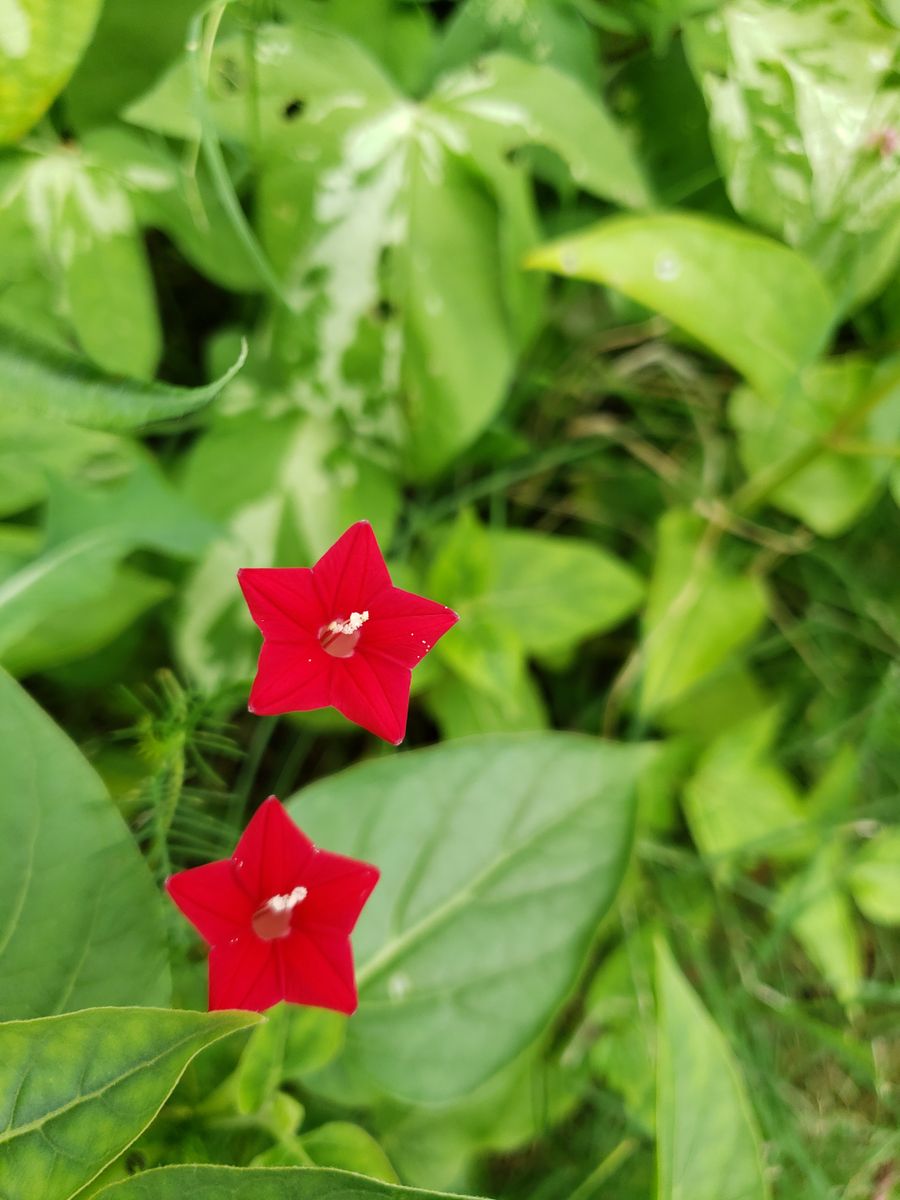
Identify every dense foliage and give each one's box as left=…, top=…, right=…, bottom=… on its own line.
left=0, top=2, right=898, bottom=1198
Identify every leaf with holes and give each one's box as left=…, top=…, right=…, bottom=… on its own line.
left=0, top=1007, right=259, bottom=1200
left=287, top=733, right=649, bottom=1103
left=0, top=669, right=171, bottom=1018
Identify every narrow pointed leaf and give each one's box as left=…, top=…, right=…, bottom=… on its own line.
left=0, top=1007, right=259, bottom=1200
left=656, top=940, right=770, bottom=1200
left=0, top=329, right=246, bottom=431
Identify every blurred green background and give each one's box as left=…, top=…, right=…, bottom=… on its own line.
left=0, top=1, right=898, bottom=1197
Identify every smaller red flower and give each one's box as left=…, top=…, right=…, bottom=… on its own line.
left=238, top=521, right=458, bottom=744
left=166, top=796, right=379, bottom=1014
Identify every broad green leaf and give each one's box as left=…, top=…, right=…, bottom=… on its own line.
left=527, top=212, right=834, bottom=401
left=685, top=0, right=900, bottom=310
left=431, top=52, right=650, bottom=209
left=2, top=565, right=171, bottom=677
left=656, top=940, right=770, bottom=1200
left=176, top=407, right=399, bottom=692
left=95, top=1165, right=486, bottom=1200
left=424, top=666, right=548, bottom=739
left=130, top=17, right=641, bottom=476
left=0, top=1007, right=258, bottom=1200
left=0, top=327, right=247, bottom=431
left=731, top=357, right=900, bottom=536
left=483, top=527, right=645, bottom=657
left=0, top=458, right=215, bottom=660
left=848, top=830, right=900, bottom=926
left=298, top=1123, right=398, bottom=1182
left=424, top=510, right=644, bottom=705
left=288, top=733, right=649, bottom=1102
left=640, top=510, right=768, bottom=717
left=0, top=670, right=171, bottom=1017
left=0, top=411, right=127, bottom=517
left=84, top=127, right=261, bottom=293
left=774, top=844, right=861, bottom=1004
left=0, top=146, right=161, bottom=376
left=0, top=0, right=102, bottom=143
left=683, top=709, right=809, bottom=876
left=64, top=0, right=201, bottom=130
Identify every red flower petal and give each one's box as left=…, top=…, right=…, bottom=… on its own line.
left=166, top=860, right=254, bottom=946
left=238, top=521, right=458, bottom=742
left=166, top=796, right=379, bottom=1016
left=282, top=928, right=359, bottom=1014
left=312, top=521, right=392, bottom=616
left=208, top=936, right=282, bottom=1012
left=248, top=639, right=331, bottom=715
left=329, top=650, right=411, bottom=744
left=232, top=795, right=316, bottom=902
left=303, top=850, right=380, bottom=932
left=237, top=567, right=323, bottom=638
left=364, top=586, right=459, bottom=668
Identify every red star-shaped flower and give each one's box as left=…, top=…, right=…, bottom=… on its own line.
left=237, top=521, right=458, bottom=744
left=166, top=796, right=379, bottom=1014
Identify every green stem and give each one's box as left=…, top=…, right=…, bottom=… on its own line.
left=186, top=2, right=294, bottom=308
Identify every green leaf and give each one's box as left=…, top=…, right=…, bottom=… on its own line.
left=0, top=670, right=171, bottom=1017
left=288, top=733, right=649, bottom=1102
left=94, top=1165, right=487, bottom=1200
left=431, top=52, right=650, bottom=209
left=685, top=0, right=900, bottom=311
left=1, top=565, right=171, bottom=677
left=0, top=327, right=247, bottom=431
left=731, top=357, right=900, bottom=536
left=774, top=844, right=861, bottom=1004
left=640, top=510, right=768, bottom=717
left=0, top=0, right=102, bottom=143
left=478, top=527, right=646, bottom=658
left=683, top=709, right=809, bottom=877
left=0, top=457, right=215, bottom=661
left=848, top=830, right=900, bottom=926
left=0, top=1007, right=259, bottom=1200
left=0, top=146, right=162, bottom=377
left=527, top=212, right=834, bottom=401
left=655, top=940, right=770, bottom=1200
left=299, top=1123, right=398, bottom=1183
left=424, top=665, right=548, bottom=739
left=423, top=511, right=644, bottom=714
left=0, top=411, right=127, bottom=517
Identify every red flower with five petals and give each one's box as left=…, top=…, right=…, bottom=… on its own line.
left=166, top=796, right=378, bottom=1014
left=238, top=521, right=458, bottom=744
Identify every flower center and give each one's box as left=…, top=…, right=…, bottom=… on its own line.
left=251, top=886, right=307, bottom=940
left=318, top=610, right=369, bottom=658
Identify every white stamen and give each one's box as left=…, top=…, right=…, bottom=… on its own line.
left=327, top=610, right=369, bottom=636
left=265, top=886, right=308, bottom=913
